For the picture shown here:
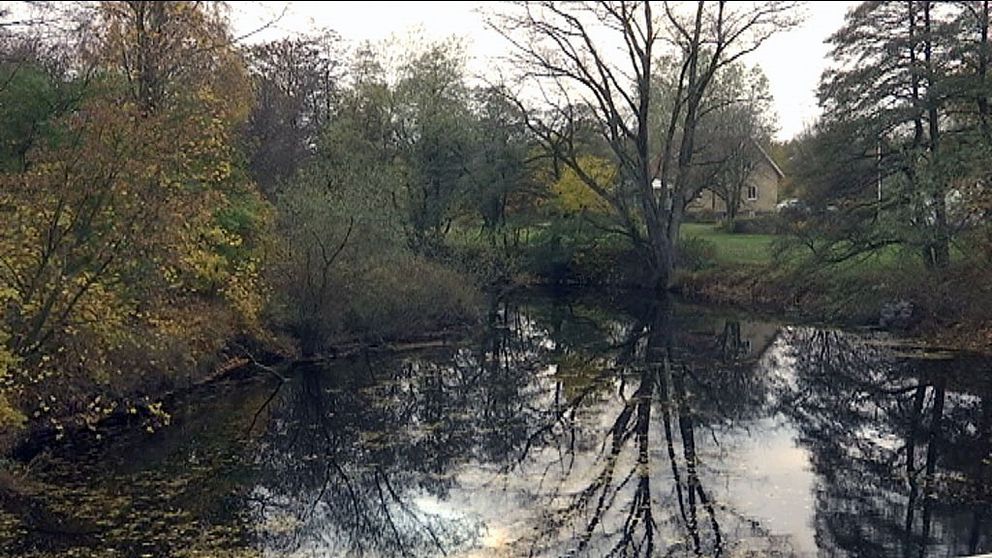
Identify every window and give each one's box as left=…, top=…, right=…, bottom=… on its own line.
left=746, top=185, right=758, bottom=200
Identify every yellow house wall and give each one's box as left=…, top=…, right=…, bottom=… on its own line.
left=685, top=159, right=781, bottom=216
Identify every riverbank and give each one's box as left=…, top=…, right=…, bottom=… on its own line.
left=453, top=221, right=992, bottom=353
left=7, top=235, right=990, bottom=464
left=5, top=322, right=479, bottom=463
left=4, top=289, right=991, bottom=558
left=677, top=262, right=992, bottom=353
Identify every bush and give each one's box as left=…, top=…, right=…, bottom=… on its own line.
left=683, top=209, right=720, bottom=224
left=517, top=218, right=649, bottom=286
left=269, top=246, right=482, bottom=352
left=677, top=236, right=718, bottom=271
left=523, top=225, right=577, bottom=285
left=445, top=240, right=521, bottom=286
left=339, top=253, right=482, bottom=341
left=570, top=238, right=649, bottom=286
left=722, top=214, right=782, bottom=234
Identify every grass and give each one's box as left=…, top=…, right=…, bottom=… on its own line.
left=447, top=220, right=782, bottom=269
left=680, top=222, right=777, bottom=266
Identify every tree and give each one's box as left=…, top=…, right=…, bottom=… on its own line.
left=0, top=12, right=87, bottom=172
left=467, top=85, right=538, bottom=242
left=273, top=180, right=353, bottom=356
left=0, top=0, right=271, bottom=433
left=268, top=41, right=484, bottom=352
left=492, top=1, right=798, bottom=289
left=693, top=64, right=775, bottom=230
left=94, top=1, right=250, bottom=114
left=392, top=40, right=476, bottom=255
left=242, top=32, right=344, bottom=196
left=805, top=1, right=981, bottom=269
left=952, top=1, right=992, bottom=263
left=270, top=53, right=400, bottom=353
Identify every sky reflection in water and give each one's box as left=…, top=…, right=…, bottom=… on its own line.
left=3, top=292, right=991, bottom=558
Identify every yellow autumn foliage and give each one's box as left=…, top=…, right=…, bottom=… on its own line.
left=0, top=290, right=24, bottom=430
left=0, top=2, right=273, bottom=439
left=551, top=155, right=618, bottom=215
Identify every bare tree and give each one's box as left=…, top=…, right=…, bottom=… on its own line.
left=491, top=1, right=798, bottom=289
left=685, top=62, right=775, bottom=229
left=243, top=31, right=344, bottom=195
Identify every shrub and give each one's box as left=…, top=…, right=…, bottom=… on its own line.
left=523, top=228, right=577, bottom=284
left=269, top=245, right=483, bottom=353
left=722, top=214, right=782, bottom=234
left=677, top=236, right=718, bottom=271
left=445, top=240, right=521, bottom=286
left=683, top=209, right=720, bottom=224
left=339, top=253, right=482, bottom=342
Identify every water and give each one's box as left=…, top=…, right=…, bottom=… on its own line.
left=2, top=291, right=991, bottom=557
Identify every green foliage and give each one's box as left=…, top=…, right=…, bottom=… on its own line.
left=391, top=42, right=477, bottom=254
left=798, top=1, right=992, bottom=272
left=676, top=237, right=718, bottom=271
left=338, top=253, right=481, bottom=341
left=444, top=239, right=521, bottom=286
left=268, top=41, right=497, bottom=352
left=466, top=87, right=537, bottom=234
left=269, top=173, right=482, bottom=348
left=0, top=62, right=60, bottom=171
left=523, top=222, right=582, bottom=285
left=519, top=219, right=646, bottom=286
left=718, top=215, right=782, bottom=235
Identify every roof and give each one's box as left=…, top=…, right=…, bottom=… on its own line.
left=752, top=139, right=785, bottom=179
left=650, top=138, right=786, bottom=180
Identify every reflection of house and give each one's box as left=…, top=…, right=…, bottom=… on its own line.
left=720, top=320, right=780, bottom=362
left=741, top=321, right=780, bottom=360
left=686, top=141, right=785, bottom=217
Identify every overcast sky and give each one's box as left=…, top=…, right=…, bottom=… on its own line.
left=230, top=1, right=857, bottom=141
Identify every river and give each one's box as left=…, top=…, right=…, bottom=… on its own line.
left=2, top=291, right=990, bottom=557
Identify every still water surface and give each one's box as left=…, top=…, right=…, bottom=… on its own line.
left=3, top=292, right=991, bottom=557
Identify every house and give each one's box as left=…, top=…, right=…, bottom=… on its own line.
left=685, top=140, right=785, bottom=217
left=683, top=318, right=781, bottom=363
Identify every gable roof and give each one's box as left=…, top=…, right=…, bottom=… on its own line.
left=752, top=139, right=785, bottom=179
left=650, top=138, right=787, bottom=181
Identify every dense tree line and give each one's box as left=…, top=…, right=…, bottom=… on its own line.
left=790, top=1, right=992, bottom=271
left=0, top=0, right=800, bottom=446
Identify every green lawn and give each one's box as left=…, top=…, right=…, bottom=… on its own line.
left=679, top=222, right=944, bottom=271
left=680, top=222, right=777, bottom=266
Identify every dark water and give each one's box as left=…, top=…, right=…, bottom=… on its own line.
left=2, top=292, right=991, bottom=558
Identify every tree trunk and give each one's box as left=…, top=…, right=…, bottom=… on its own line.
left=657, top=236, right=675, bottom=293
left=927, top=200, right=950, bottom=269
left=644, top=218, right=673, bottom=293
left=662, top=197, right=685, bottom=292
left=725, top=197, right=738, bottom=233
left=923, top=0, right=950, bottom=269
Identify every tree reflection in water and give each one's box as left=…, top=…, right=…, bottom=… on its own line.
left=775, top=327, right=992, bottom=558
left=499, top=296, right=789, bottom=557
left=5, top=292, right=992, bottom=558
